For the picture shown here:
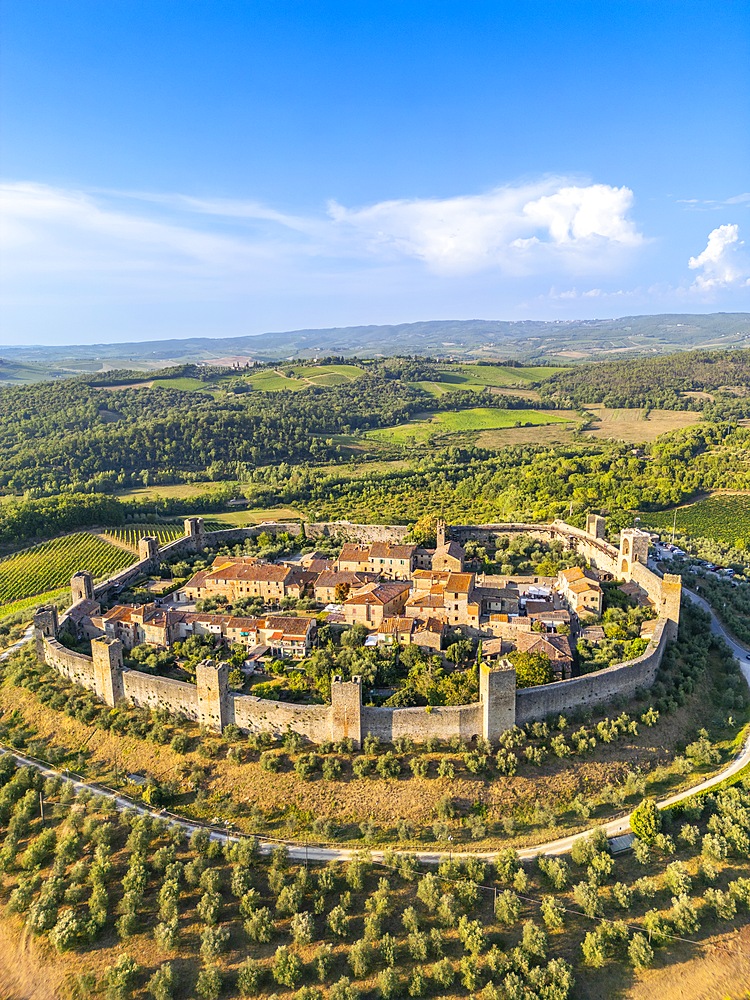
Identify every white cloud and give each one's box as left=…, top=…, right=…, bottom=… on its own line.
left=328, top=179, right=644, bottom=275
left=688, top=223, right=750, bottom=291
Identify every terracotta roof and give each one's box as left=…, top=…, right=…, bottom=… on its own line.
left=338, top=543, right=370, bottom=563
left=433, top=540, right=464, bottom=560
left=568, top=578, right=601, bottom=594
left=262, top=616, right=313, bottom=638
left=412, top=616, right=445, bottom=634
left=445, top=573, right=475, bottom=593
left=378, top=617, right=414, bottom=634
left=344, top=582, right=410, bottom=606
left=483, top=638, right=506, bottom=656
left=369, top=542, right=416, bottom=560
left=184, top=570, right=210, bottom=590
left=314, top=570, right=377, bottom=589
left=406, top=592, right=445, bottom=608
left=559, top=567, right=586, bottom=582
left=209, top=563, right=292, bottom=583
left=515, top=632, right=573, bottom=661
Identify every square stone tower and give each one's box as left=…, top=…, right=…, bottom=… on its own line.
left=71, top=571, right=94, bottom=605
left=586, top=514, right=606, bottom=540
left=331, top=675, right=363, bottom=747
left=138, top=535, right=160, bottom=563
left=196, top=659, right=230, bottom=732
left=618, top=529, right=650, bottom=579
left=479, top=659, right=516, bottom=743
left=91, top=636, right=125, bottom=706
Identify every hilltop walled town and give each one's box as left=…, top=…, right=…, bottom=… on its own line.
left=33, top=515, right=682, bottom=746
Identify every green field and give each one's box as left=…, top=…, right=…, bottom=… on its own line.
left=412, top=364, right=566, bottom=396
left=367, top=407, right=568, bottom=445
left=0, top=533, right=136, bottom=610
left=149, top=376, right=210, bottom=392
left=640, top=493, right=750, bottom=544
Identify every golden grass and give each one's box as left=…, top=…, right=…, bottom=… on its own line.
left=583, top=406, right=701, bottom=443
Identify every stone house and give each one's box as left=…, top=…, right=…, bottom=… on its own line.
left=342, top=581, right=411, bottom=628
left=337, top=542, right=417, bottom=580
left=556, top=567, right=603, bottom=616
left=313, top=569, right=379, bottom=604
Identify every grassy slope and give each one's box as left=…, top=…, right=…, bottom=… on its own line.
left=367, top=407, right=568, bottom=445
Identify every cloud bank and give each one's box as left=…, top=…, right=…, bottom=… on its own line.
left=0, top=177, right=644, bottom=286
left=689, top=224, right=750, bottom=291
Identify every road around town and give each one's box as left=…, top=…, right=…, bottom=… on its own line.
left=2, top=592, right=750, bottom=865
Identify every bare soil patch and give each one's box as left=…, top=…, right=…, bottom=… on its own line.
left=0, top=916, right=65, bottom=1000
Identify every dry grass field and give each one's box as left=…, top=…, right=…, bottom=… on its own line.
left=582, top=406, right=701, bottom=443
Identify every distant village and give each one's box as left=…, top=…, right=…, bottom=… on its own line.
left=66, top=519, right=654, bottom=684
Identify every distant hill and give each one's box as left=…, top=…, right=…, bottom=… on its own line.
left=1, top=313, right=750, bottom=381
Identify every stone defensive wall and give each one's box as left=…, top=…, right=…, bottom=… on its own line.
left=33, top=516, right=681, bottom=745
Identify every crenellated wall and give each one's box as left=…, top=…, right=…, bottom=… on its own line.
left=304, top=521, right=410, bottom=543
left=516, top=619, right=668, bottom=724
left=122, top=670, right=199, bottom=719
left=41, top=635, right=98, bottom=689
left=361, top=703, right=483, bottom=743
left=233, top=695, right=332, bottom=742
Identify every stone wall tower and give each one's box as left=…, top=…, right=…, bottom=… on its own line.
left=618, top=529, right=650, bottom=579
left=479, top=659, right=516, bottom=742
left=91, top=636, right=125, bottom=706
left=585, top=514, right=606, bottom=540
left=71, top=571, right=94, bottom=605
left=196, top=659, right=231, bottom=732
left=331, top=675, right=362, bottom=747
left=660, top=573, right=682, bottom=640
left=138, top=535, right=160, bottom=563
left=33, top=605, right=59, bottom=660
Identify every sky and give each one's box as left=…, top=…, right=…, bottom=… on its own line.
left=1, top=0, right=749, bottom=346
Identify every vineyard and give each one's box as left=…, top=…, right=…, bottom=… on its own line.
left=103, top=523, right=187, bottom=552
left=641, top=493, right=750, bottom=545
left=0, top=533, right=135, bottom=611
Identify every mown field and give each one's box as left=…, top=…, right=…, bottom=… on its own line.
left=641, top=494, right=750, bottom=545
left=0, top=533, right=135, bottom=612
left=411, top=364, right=566, bottom=398
left=582, top=406, right=701, bottom=444
left=367, top=407, right=568, bottom=445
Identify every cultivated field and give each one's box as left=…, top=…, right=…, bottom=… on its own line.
left=0, top=534, right=135, bottom=612
left=102, top=524, right=186, bottom=551
left=641, top=493, right=750, bottom=545
left=412, top=364, right=566, bottom=397
left=367, top=407, right=569, bottom=445
left=582, top=406, right=701, bottom=443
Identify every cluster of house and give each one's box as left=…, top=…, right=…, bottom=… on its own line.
left=89, top=604, right=315, bottom=662
left=66, top=521, right=619, bottom=677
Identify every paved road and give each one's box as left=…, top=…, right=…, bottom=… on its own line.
left=2, top=603, right=750, bottom=864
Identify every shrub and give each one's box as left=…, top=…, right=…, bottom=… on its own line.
left=291, top=910, right=314, bottom=945
left=236, top=959, right=262, bottom=996
left=195, top=966, right=222, bottom=1000
left=315, top=942, right=334, bottom=981
left=494, top=890, right=521, bottom=926
left=377, top=968, right=399, bottom=999
left=329, top=977, right=360, bottom=1000
left=103, top=954, right=140, bottom=1000
left=200, top=924, right=230, bottom=960
left=628, top=933, right=654, bottom=970
left=540, top=895, right=565, bottom=931
left=147, top=963, right=175, bottom=1000
left=348, top=939, right=372, bottom=977
left=630, top=798, right=662, bottom=844
left=273, top=945, right=303, bottom=988
left=49, top=909, right=84, bottom=952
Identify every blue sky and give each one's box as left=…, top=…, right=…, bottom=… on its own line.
left=1, top=0, right=749, bottom=345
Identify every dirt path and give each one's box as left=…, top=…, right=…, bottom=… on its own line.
left=0, top=918, right=65, bottom=1000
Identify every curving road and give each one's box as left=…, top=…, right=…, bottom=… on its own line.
left=2, top=600, right=750, bottom=864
